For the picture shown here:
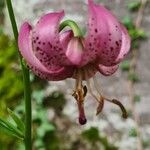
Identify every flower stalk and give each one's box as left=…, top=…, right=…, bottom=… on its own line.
left=6, top=0, right=32, bottom=149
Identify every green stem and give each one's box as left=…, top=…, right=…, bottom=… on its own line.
left=59, top=20, right=83, bottom=37
left=6, top=0, right=32, bottom=149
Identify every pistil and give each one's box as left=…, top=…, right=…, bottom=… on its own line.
left=72, top=70, right=87, bottom=125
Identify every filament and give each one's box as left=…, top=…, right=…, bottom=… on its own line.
left=86, top=79, right=99, bottom=102
left=93, top=76, right=102, bottom=97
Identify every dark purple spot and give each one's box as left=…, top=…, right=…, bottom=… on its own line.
left=43, top=42, right=45, bottom=45
left=116, top=41, right=119, bottom=46
left=89, top=43, right=92, bottom=47
left=94, top=38, right=97, bottom=41
left=110, top=47, right=114, bottom=51
left=38, top=41, right=41, bottom=45
left=36, top=47, right=40, bottom=51
left=34, top=40, right=37, bottom=43
left=36, top=37, right=39, bottom=40
left=95, top=29, right=98, bottom=33
left=109, top=33, right=112, bottom=36
left=109, top=39, right=112, bottom=41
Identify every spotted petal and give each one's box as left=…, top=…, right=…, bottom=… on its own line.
left=32, top=11, right=72, bottom=68
left=18, top=22, right=74, bottom=81
left=84, top=0, right=123, bottom=66
left=115, top=24, right=131, bottom=64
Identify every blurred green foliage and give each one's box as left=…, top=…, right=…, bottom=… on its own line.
left=129, top=128, right=137, bottom=137
left=120, top=60, right=130, bottom=71
left=82, top=127, right=118, bottom=150
left=127, top=1, right=141, bottom=12
left=128, top=72, right=140, bottom=83
left=0, top=32, right=23, bottom=110
left=0, top=0, right=5, bottom=15
left=0, top=29, right=23, bottom=149
left=134, top=95, right=141, bottom=103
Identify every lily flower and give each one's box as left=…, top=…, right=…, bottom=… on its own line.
left=18, top=0, right=130, bottom=125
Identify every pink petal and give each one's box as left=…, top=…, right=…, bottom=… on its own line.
left=59, top=30, right=74, bottom=65
left=66, top=37, right=84, bottom=66
left=115, top=24, right=131, bottom=64
left=18, top=22, right=74, bottom=81
left=98, top=64, right=119, bottom=76
left=32, top=11, right=72, bottom=68
left=85, top=0, right=122, bottom=66
left=59, top=30, right=73, bottom=47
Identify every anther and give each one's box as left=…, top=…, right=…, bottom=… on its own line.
left=111, top=99, right=128, bottom=119
left=104, top=98, right=128, bottom=119
left=83, top=85, right=87, bottom=97
left=96, top=96, right=104, bottom=115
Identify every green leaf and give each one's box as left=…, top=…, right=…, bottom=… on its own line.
left=7, top=108, right=25, bottom=133
left=129, top=128, right=137, bottom=137
left=134, top=95, right=141, bottom=103
left=128, top=73, right=140, bottom=83
left=128, top=1, right=141, bottom=11
left=0, top=118, right=24, bottom=140
left=122, top=16, right=134, bottom=29
left=121, top=60, right=130, bottom=71
left=82, top=127, right=100, bottom=142
left=129, top=28, right=147, bottom=40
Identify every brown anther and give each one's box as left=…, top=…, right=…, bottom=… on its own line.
left=83, top=85, right=87, bottom=97
left=111, top=99, right=128, bottom=119
left=96, top=96, right=104, bottom=115
left=72, top=91, right=78, bottom=100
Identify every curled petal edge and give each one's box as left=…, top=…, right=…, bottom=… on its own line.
left=98, top=64, right=119, bottom=76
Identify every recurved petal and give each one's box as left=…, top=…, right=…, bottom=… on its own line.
left=98, top=64, right=119, bottom=76
left=59, top=30, right=73, bottom=47
left=18, top=22, right=74, bottom=81
left=66, top=37, right=84, bottom=66
left=30, top=65, right=74, bottom=81
left=85, top=0, right=122, bottom=66
left=32, top=11, right=71, bottom=68
left=115, top=24, right=131, bottom=63
left=33, top=11, right=64, bottom=41
left=59, top=30, right=74, bottom=65
left=18, top=22, right=49, bottom=73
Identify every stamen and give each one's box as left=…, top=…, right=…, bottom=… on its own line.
left=104, top=97, right=128, bottom=119
left=75, top=69, right=82, bottom=90
left=83, top=85, right=87, bottom=97
left=93, top=77, right=102, bottom=96
left=86, top=79, right=99, bottom=102
left=96, top=96, right=104, bottom=115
